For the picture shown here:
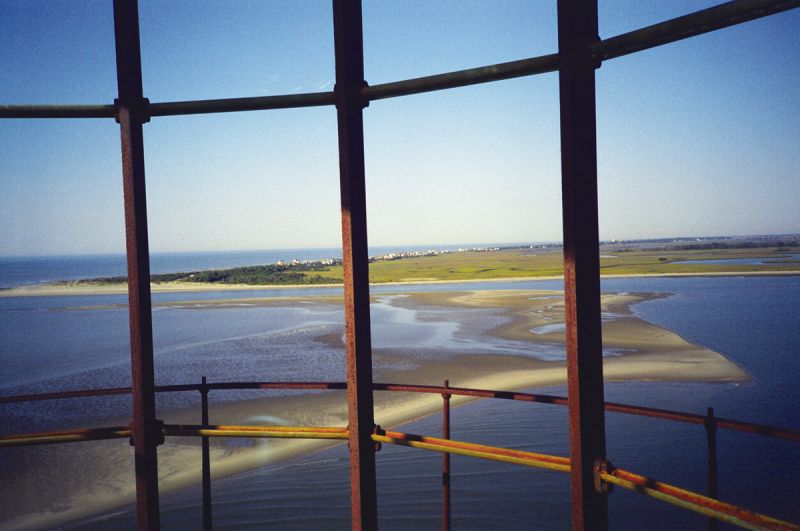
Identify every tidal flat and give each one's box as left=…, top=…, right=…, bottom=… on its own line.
left=0, top=289, right=749, bottom=530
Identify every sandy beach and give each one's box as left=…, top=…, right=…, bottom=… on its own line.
left=0, top=289, right=750, bottom=529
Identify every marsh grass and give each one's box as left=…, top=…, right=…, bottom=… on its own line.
left=303, top=246, right=800, bottom=283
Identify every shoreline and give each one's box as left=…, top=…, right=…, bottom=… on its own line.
left=0, top=289, right=751, bottom=529
left=1, top=269, right=798, bottom=297
left=3, top=358, right=748, bottom=531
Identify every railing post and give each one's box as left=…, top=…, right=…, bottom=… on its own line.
left=705, top=406, right=719, bottom=531
left=112, top=0, right=160, bottom=529
left=442, top=380, right=452, bottom=531
left=332, top=1, right=378, bottom=529
left=201, top=377, right=212, bottom=531
left=557, top=0, right=608, bottom=529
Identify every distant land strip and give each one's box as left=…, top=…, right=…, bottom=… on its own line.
left=55, top=236, right=800, bottom=287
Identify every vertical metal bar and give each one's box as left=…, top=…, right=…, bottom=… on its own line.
left=112, top=1, right=160, bottom=529
left=557, top=1, right=608, bottom=529
left=442, top=380, right=451, bottom=531
left=201, top=377, right=212, bottom=531
left=705, top=407, right=719, bottom=531
left=331, top=1, right=378, bottom=529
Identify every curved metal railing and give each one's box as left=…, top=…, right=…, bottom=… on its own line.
left=1, top=379, right=798, bottom=529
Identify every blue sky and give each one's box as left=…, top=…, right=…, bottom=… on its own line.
left=1, top=1, right=798, bottom=256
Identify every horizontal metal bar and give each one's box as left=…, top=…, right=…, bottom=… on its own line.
left=373, top=382, right=568, bottom=405
left=603, top=402, right=800, bottom=442
left=148, top=92, right=335, bottom=117
left=0, top=104, right=115, bottom=119
left=0, top=93, right=335, bottom=119
left=163, top=424, right=348, bottom=440
left=594, top=0, right=800, bottom=62
left=373, top=429, right=571, bottom=473
left=601, top=466, right=799, bottom=530
left=2, top=422, right=795, bottom=529
left=0, top=381, right=346, bottom=403
left=0, top=426, right=131, bottom=447
left=362, top=54, right=558, bottom=101
left=2, top=381, right=798, bottom=442
left=364, top=0, right=799, bottom=101
left=156, top=381, right=348, bottom=393
left=374, top=383, right=800, bottom=442
left=3, top=1, right=794, bottom=118
left=0, top=387, right=132, bottom=404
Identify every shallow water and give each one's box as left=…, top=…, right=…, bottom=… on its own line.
left=672, top=253, right=800, bottom=265
left=2, top=276, right=799, bottom=529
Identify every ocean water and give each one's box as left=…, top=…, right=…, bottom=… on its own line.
left=136, top=276, right=797, bottom=531
left=0, top=244, right=523, bottom=289
left=0, top=253, right=798, bottom=529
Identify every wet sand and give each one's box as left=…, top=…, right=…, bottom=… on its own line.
left=0, top=290, right=749, bottom=529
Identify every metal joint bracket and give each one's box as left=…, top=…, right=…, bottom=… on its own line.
left=592, top=36, right=603, bottom=70
left=704, top=407, right=717, bottom=434
left=114, top=97, right=151, bottom=124
left=154, top=418, right=165, bottom=446
left=373, top=424, right=384, bottom=452
left=127, top=418, right=165, bottom=446
left=334, top=81, right=370, bottom=110
left=593, top=458, right=614, bottom=494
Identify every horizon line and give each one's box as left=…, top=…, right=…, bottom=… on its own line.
left=2, top=233, right=799, bottom=260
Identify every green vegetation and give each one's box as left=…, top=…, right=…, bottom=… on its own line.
left=74, top=262, right=338, bottom=286
left=71, top=243, right=800, bottom=287
left=328, top=245, right=799, bottom=283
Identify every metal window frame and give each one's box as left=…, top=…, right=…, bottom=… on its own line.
left=2, top=0, right=798, bottom=529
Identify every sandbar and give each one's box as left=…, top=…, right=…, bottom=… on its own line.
left=0, top=289, right=749, bottom=529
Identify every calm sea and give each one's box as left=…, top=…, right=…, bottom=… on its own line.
left=0, top=245, right=521, bottom=289
left=0, top=252, right=798, bottom=529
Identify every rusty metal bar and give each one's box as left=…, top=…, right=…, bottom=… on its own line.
left=706, top=407, right=719, bottom=531
left=364, top=0, right=798, bottom=101
left=363, top=54, right=559, bottom=101
left=373, top=382, right=567, bottom=404
left=3, top=382, right=799, bottom=442
left=163, top=425, right=348, bottom=439
left=4, top=1, right=797, bottom=120
left=594, top=0, right=800, bottom=62
left=605, top=401, right=800, bottom=441
left=0, top=382, right=345, bottom=404
left=200, top=377, right=212, bottom=531
left=0, top=94, right=335, bottom=118
left=379, top=383, right=798, bottom=441
left=168, top=381, right=347, bottom=392
left=332, top=0, right=378, bottom=528
left=376, top=430, right=798, bottom=530
left=0, top=387, right=134, bottom=403
left=557, top=0, right=608, bottom=528
left=441, top=380, right=452, bottom=531
left=376, top=384, right=798, bottom=441
left=597, top=462, right=799, bottom=531
left=0, top=426, right=131, bottom=447
left=372, top=429, right=571, bottom=473
left=148, top=92, right=335, bottom=116
left=112, top=1, right=160, bottom=528
left=3, top=422, right=796, bottom=530
left=0, top=104, right=115, bottom=118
